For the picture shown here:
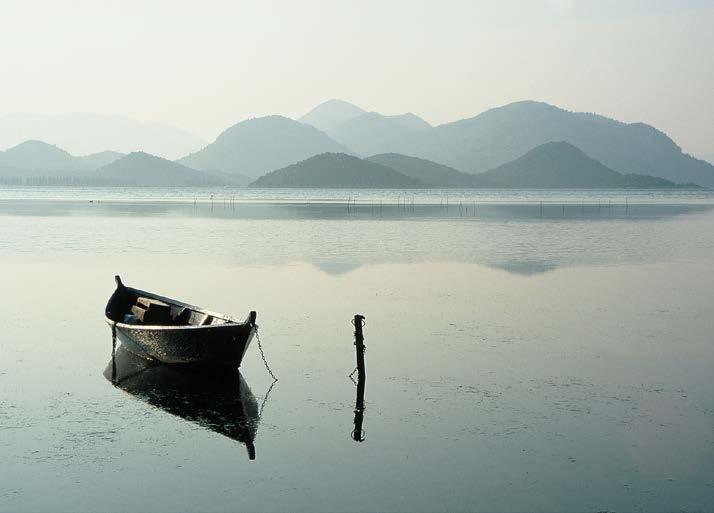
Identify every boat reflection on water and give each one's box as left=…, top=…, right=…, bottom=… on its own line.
left=104, top=346, right=260, bottom=460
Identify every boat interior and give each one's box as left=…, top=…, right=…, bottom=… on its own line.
left=107, top=287, right=228, bottom=327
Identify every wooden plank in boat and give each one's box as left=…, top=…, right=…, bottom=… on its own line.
left=132, top=298, right=172, bottom=324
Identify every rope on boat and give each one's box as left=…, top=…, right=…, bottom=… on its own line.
left=255, top=327, right=278, bottom=382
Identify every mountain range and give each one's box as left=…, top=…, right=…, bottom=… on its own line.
left=0, top=141, right=249, bottom=186
left=0, top=138, right=697, bottom=189
left=300, top=100, right=714, bottom=187
left=0, top=113, right=204, bottom=160
left=1, top=99, right=712, bottom=188
left=247, top=143, right=684, bottom=189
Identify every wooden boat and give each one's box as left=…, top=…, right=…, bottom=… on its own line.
left=105, top=276, right=256, bottom=366
left=104, top=345, right=259, bottom=459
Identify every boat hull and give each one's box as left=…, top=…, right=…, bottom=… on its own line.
left=113, top=321, right=255, bottom=365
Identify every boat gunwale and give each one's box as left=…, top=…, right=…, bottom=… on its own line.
left=105, top=285, right=255, bottom=332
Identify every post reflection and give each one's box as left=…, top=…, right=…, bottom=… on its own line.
left=104, top=345, right=260, bottom=460
left=351, top=372, right=366, bottom=442
left=351, top=314, right=366, bottom=442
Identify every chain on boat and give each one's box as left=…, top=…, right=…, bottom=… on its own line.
left=258, top=378, right=277, bottom=419
left=255, top=327, right=278, bottom=382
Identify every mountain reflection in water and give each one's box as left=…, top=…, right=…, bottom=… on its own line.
left=104, top=346, right=259, bottom=460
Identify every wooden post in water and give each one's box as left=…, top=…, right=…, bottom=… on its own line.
left=353, top=314, right=366, bottom=385
left=352, top=314, right=366, bottom=442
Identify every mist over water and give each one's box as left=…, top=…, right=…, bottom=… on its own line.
left=1, top=188, right=714, bottom=512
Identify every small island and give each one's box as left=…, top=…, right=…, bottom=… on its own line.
left=365, top=153, right=474, bottom=187
left=93, top=152, right=230, bottom=187
left=249, top=153, right=424, bottom=188
left=472, top=142, right=687, bottom=188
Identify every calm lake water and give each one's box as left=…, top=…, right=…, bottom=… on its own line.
left=1, top=187, right=714, bottom=512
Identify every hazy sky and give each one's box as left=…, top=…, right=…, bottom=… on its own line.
left=1, top=0, right=712, bottom=155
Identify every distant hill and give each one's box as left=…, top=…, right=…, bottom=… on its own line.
left=385, top=113, right=432, bottom=131
left=328, top=112, right=431, bottom=156
left=94, top=152, right=228, bottom=186
left=249, top=144, right=686, bottom=189
left=0, top=140, right=80, bottom=174
left=0, top=141, right=124, bottom=179
left=410, top=101, right=714, bottom=187
left=0, top=112, right=204, bottom=160
left=298, top=99, right=714, bottom=187
left=0, top=141, right=245, bottom=186
left=300, top=99, right=431, bottom=156
left=366, top=153, right=473, bottom=187
left=76, top=150, right=125, bottom=170
left=618, top=174, right=688, bottom=188
left=299, top=99, right=366, bottom=133
left=178, top=116, right=351, bottom=178
left=474, top=142, right=682, bottom=188
left=0, top=163, right=27, bottom=183
left=250, top=153, right=424, bottom=188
